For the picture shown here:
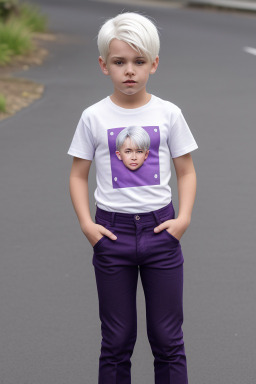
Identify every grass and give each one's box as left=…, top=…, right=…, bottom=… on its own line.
left=0, top=42, right=12, bottom=64
left=0, top=19, right=32, bottom=52
left=19, top=3, right=47, bottom=33
left=0, top=94, right=7, bottom=112
left=0, top=1, right=47, bottom=66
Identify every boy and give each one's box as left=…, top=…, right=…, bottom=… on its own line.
left=115, top=126, right=150, bottom=171
left=67, top=12, right=198, bottom=384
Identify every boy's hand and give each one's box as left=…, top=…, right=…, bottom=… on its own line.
left=81, top=222, right=117, bottom=247
left=153, top=217, right=190, bottom=241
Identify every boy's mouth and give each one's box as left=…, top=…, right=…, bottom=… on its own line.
left=124, top=80, right=136, bottom=84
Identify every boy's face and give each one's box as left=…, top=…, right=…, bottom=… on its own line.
left=99, top=39, right=159, bottom=99
left=116, top=138, right=149, bottom=171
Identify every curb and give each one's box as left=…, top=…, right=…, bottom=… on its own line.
left=186, top=0, right=256, bottom=11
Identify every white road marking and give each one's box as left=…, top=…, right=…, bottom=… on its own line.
left=243, top=47, right=256, bottom=56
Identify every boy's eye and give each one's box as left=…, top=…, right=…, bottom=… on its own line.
left=136, top=60, right=145, bottom=65
left=114, top=60, right=123, bottom=65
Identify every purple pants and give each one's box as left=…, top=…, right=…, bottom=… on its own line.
left=92, top=201, right=188, bottom=384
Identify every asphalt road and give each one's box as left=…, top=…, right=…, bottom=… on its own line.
left=1, top=1, right=256, bottom=383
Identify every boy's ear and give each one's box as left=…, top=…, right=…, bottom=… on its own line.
left=115, top=151, right=122, bottom=160
left=99, top=56, right=109, bottom=75
left=150, top=56, right=159, bottom=75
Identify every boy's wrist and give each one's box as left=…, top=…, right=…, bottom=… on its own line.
left=80, top=219, right=94, bottom=234
left=176, top=215, right=191, bottom=229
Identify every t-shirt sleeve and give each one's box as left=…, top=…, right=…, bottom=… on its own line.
left=67, top=114, right=95, bottom=160
left=168, top=110, right=198, bottom=158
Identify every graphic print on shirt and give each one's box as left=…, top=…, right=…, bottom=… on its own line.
left=107, top=126, right=160, bottom=189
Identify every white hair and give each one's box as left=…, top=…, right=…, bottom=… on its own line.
left=97, top=12, right=160, bottom=63
left=116, top=126, right=151, bottom=151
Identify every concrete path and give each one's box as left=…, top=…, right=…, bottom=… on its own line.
left=187, top=0, right=256, bottom=12
left=1, top=1, right=256, bottom=383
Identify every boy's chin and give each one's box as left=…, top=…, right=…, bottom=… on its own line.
left=127, top=164, right=143, bottom=171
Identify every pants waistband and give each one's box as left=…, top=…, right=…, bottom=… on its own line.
left=95, top=201, right=175, bottom=226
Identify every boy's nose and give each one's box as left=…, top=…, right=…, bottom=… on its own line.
left=125, top=63, right=135, bottom=75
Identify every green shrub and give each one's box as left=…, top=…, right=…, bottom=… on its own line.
left=0, top=42, right=13, bottom=64
left=0, top=94, right=7, bottom=113
left=0, top=0, right=18, bottom=21
left=0, top=1, right=47, bottom=66
left=19, top=3, right=47, bottom=32
left=0, top=19, right=32, bottom=57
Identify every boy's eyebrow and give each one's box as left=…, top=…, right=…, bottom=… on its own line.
left=124, top=147, right=143, bottom=150
left=111, top=56, right=146, bottom=60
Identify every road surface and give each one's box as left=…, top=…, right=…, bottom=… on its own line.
left=1, top=1, right=256, bottom=383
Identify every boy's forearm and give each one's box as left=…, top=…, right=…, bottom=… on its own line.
left=176, top=170, right=197, bottom=225
left=69, top=175, right=94, bottom=229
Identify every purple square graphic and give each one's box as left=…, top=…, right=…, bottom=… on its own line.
left=108, top=126, right=160, bottom=189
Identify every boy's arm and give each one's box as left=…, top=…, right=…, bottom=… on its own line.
left=154, top=153, right=197, bottom=240
left=173, top=152, right=197, bottom=226
left=69, top=157, right=117, bottom=247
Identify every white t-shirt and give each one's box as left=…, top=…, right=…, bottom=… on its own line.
left=67, top=95, right=198, bottom=213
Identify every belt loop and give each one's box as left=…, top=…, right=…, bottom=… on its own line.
left=152, top=210, right=161, bottom=226
left=111, top=212, right=116, bottom=226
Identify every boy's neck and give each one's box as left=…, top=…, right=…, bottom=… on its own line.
left=110, top=90, right=152, bottom=109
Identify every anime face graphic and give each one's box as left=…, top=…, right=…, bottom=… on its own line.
left=115, top=126, right=150, bottom=171
left=115, top=137, right=149, bottom=171
left=108, top=125, right=160, bottom=189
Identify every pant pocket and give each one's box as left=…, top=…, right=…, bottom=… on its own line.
left=93, top=218, right=112, bottom=250
left=164, top=229, right=180, bottom=243
left=158, top=213, right=180, bottom=244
